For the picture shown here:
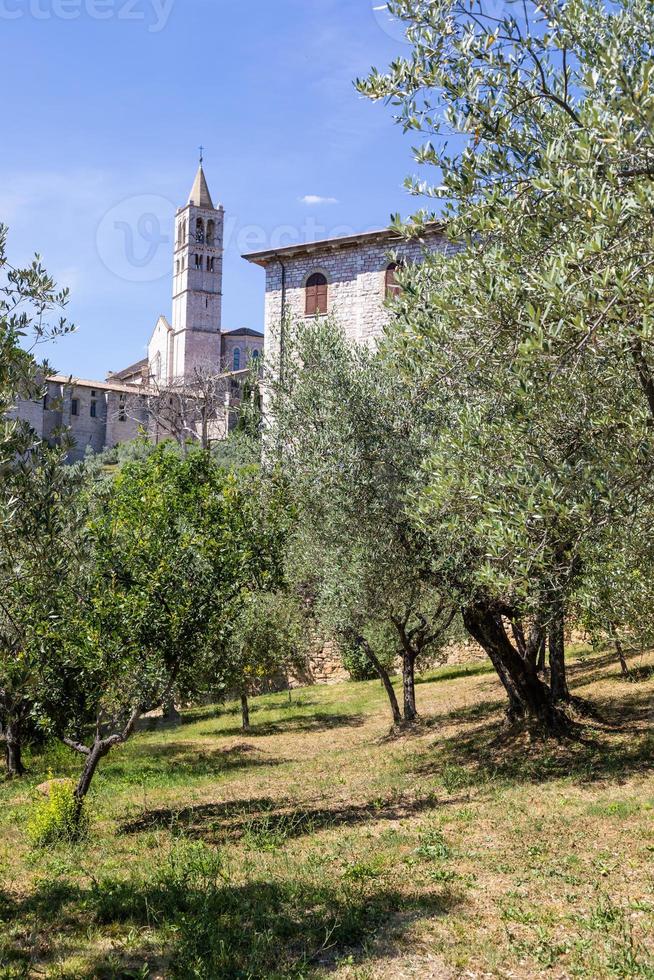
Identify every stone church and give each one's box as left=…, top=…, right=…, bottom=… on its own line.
left=13, top=164, right=264, bottom=462
left=14, top=163, right=451, bottom=462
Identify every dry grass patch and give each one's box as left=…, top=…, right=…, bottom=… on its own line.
left=0, top=650, right=653, bottom=977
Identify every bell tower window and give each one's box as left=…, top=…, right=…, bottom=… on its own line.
left=207, top=219, right=215, bottom=246
left=196, top=218, right=205, bottom=243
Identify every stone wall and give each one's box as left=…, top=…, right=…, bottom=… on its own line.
left=261, top=230, right=456, bottom=363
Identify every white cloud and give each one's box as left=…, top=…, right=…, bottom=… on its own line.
left=299, top=194, right=339, bottom=206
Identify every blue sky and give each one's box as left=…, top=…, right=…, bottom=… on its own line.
left=2, top=0, right=425, bottom=379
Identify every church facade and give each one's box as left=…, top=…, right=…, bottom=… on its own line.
left=13, top=165, right=264, bottom=462
left=14, top=164, right=450, bottom=463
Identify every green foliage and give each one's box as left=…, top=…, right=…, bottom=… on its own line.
left=26, top=782, right=89, bottom=848
left=274, top=319, right=457, bottom=718
left=221, top=589, right=309, bottom=698
left=341, top=630, right=396, bottom=681
left=356, top=0, right=654, bottom=650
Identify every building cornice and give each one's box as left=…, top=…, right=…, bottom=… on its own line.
left=242, top=222, right=446, bottom=267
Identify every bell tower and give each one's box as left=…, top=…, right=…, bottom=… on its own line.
left=171, top=157, right=225, bottom=379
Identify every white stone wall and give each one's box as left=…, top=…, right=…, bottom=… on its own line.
left=261, top=231, right=454, bottom=364
left=148, top=316, right=173, bottom=384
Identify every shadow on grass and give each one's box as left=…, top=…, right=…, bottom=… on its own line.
left=1, top=847, right=464, bottom=979
left=122, top=789, right=462, bottom=845
left=211, top=709, right=366, bottom=739
left=416, top=661, right=494, bottom=686
left=409, top=709, right=654, bottom=790
left=104, top=741, right=284, bottom=783
left=181, top=696, right=325, bottom=728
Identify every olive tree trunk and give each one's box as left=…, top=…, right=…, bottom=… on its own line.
left=65, top=706, right=143, bottom=825
left=241, top=692, right=250, bottom=731
left=548, top=602, right=569, bottom=703
left=462, top=604, right=569, bottom=733
left=355, top=634, right=402, bottom=727
left=402, top=652, right=418, bottom=723
left=3, top=718, right=25, bottom=778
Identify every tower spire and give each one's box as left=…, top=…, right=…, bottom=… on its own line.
left=188, top=155, right=213, bottom=209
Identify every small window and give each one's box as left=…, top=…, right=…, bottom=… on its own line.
left=252, top=349, right=260, bottom=361
left=207, top=256, right=215, bottom=272
left=233, top=348, right=241, bottom=371
left=176, top=260, right=180, bottom=274
left=196, top=218, right=205, bottom=243
left=118, top=398, right=126, bottom=422
left=305, top=273, right=328, bottom=315
left=71, top=398, right=79, bottom=417
left=195, top=254, right=202, bottom=270
left=385, top=262, right=403, bottom=299
left=43, top=393, right=49, bottom=410
left=207, top=219, right=215, bottom=246
left=90, top=401, right=97, bottom=419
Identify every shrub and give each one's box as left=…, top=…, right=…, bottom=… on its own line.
left=27, top=781, right=89, bottom=847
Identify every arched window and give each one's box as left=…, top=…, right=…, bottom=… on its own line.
left=181, top=219, right=187, bottom=244
left=207, top=256, right=215, bottom=272
left=175, top=260, right=180, bottom=275
left=252, top=349, right=260, bottom=361
left=207, top=219, right=215, bottom=246
left=305, top=272, right=328, bottom=316
left=196, top=218, right=205, bottom=243
left=233, top=348, right=241, bottom=371
left=195, top=254, right=202, bottom=270
left=385, top=262, right=403, bottom=299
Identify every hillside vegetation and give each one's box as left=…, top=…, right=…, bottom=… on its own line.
left=1, top=647, right=653, bottom=979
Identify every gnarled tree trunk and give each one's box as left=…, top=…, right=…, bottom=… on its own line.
left=462, top=603, right=568, bottom=732
left=65, top=706, right=143, bottom=827
left=355, top=634, right=402, bottom=727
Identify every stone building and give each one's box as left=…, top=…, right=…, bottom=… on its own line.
left=13, top=164, right=264, bottom=462
left=243, top=224, right=452, bottom=362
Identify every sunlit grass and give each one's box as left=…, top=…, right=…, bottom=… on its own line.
left=1, top=646, right=653, bottom=978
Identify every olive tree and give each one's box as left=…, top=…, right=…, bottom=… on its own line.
left=273, top=320, right=457, bottom=728
left=356, top=0, right=654, bottom=731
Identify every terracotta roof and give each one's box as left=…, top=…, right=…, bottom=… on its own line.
left=242, top=222, right=445, bottom=266
left=48, top=375, right=146, bottom=395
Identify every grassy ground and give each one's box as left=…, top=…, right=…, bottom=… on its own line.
left=1, top=648, right=653, bottom=979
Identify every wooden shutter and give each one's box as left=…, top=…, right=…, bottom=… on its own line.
left=385, top=263, right=402, bottom=299
left=306, top=273, right=328, bottom=315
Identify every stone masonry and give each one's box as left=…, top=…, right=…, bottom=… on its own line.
left=244, top=225, right=455, bottom=365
